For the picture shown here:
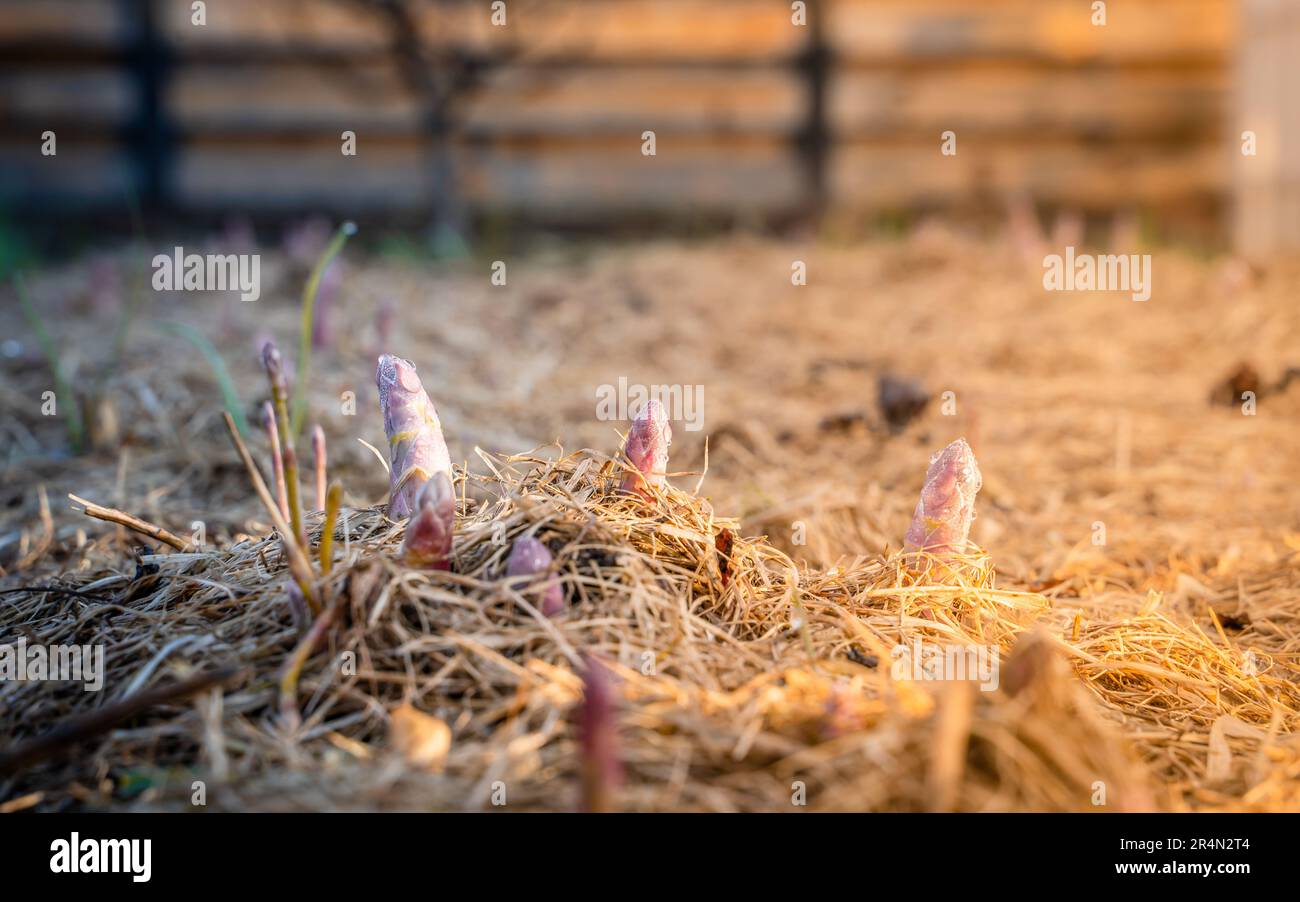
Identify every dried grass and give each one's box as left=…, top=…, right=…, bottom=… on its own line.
left=2, top=230, right=1299, bottom=812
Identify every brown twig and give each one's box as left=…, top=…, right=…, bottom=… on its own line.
left=68, top=493, right=187, bottom=551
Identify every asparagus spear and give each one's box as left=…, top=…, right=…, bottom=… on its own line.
left=578, top=655, right=622, bottom=813
left=311, top=424, right=327, bottom=511
left=263, top=342, right=307, bottom=549
left=320, top=480, right=343, bottom=575
left=506, top=536, right=564, bottom=617
left=904, top=438, right=983, bottom=557
left=262, top=402, right=289, bottom=521
left=400, top=471, right=455, bottom=570
left=376, top=353, right=452, bottom=519
left=620, top=399, right=672, bottom=499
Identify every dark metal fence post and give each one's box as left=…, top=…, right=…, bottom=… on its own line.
left=796, top=0, right=830, bottom=220
left=122, top=0, right=173, bottom=212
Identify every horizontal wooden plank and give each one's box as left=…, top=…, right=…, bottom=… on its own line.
left=160, top=0, right=804, bottom=61
left=160, top=61, right=1225, bottom=142
left=0, top=70, right=136, bottom=124
left=830, top=140, right=1229, bottom=207
left=0, top=138, right=1227, bottom=213
left=0, top=0, right=124, bottom=43
left=162, top=135, right=1227, bottom=212
left=168, top=62, right=418, bottom=129
left=0, top=0, right=1232, bottom=68
left=830, top=66, right=1225, bottom=139
left=0, top=144, right=136, bottom=202
left=465, top=143, right=803, bottom=210
left=827, top=0, right=1231, bottom=63
left=167, top=64, right=804, bottom=135
left=160, top=0, right=387, bottom=50
left=171, top=139, right=804, bottom=211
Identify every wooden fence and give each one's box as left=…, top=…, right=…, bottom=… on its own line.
left=0, top=0, right=1235, bottom=226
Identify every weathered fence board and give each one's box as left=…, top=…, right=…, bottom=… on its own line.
left=0, top=0, right=1236, bottom=224
left=1234, top=0, right=1300, bottom=257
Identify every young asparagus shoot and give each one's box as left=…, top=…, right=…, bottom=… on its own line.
left=506, top=536, right=564, bottom=616
left=578, top=655, right=622, bottom=813
left=262, top=402, right=289, bottom=521
left=311, top=424, right=327, bottom=511
left=221, top=412, right=320, bottom=615
left=620, top=399, right=672, bottom=499
left=401, top=471, right=455, bottom=570
left=292, top=221, right=357, bottom=438
left=320, top=480, right=343, bottom=575
left=376, top=353, right=452, bottom=519
left=904, top=438, right=983, bottom=557
left=263, top=341, right=306, bottom=548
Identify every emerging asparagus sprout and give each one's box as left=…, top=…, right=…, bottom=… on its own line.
left=320, top=481, right=343, bottom=576
left=904, top=438, right=982, bottom=558
left=620, top=399, right=672, bottom=499
left=263, top=341, right=307, bottom=549
left=376, top=353, right=453, bottom=519
left=220, top=412, right=319, bottom=615
left=311, top=424, right=327, bottom=511
left=401, top=472, right=455, bottom=570
left=506, top=536, right=564, bottom=617
left=262, top=401, right=289, bottom=521
left=578, top=655, right=622, bottom=813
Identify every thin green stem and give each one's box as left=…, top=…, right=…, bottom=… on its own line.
left=156, top=321, right=249, bottom=437
left=292, top=221, right=356, bottom=438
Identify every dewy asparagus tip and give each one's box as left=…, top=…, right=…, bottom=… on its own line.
left=904, top=437, right=982, bottom=557
left=620, top=399, right=672, bottom=499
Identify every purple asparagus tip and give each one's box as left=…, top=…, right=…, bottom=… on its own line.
left=401, top=471, right=455, bottom=570
left=506, top=536, right=564, bottom=616
left=262, top=340, right=287, bottom=391
left=376, top=353, right=453, bottom=519
left=620, top=399, right=672, bottom=499
left=904, top=438, right=983, bottom=557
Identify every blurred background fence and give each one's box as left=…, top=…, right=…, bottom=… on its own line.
left=0, top=0, right=1262, bottom=243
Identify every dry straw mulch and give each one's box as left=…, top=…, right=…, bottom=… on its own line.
left=1, top=229, right=1299, bottom=812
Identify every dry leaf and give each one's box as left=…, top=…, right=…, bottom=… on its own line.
left=389, top=703, right=451, bottom=772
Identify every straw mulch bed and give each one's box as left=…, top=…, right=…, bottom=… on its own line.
left=1, top=229, right=1298, bottom=812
